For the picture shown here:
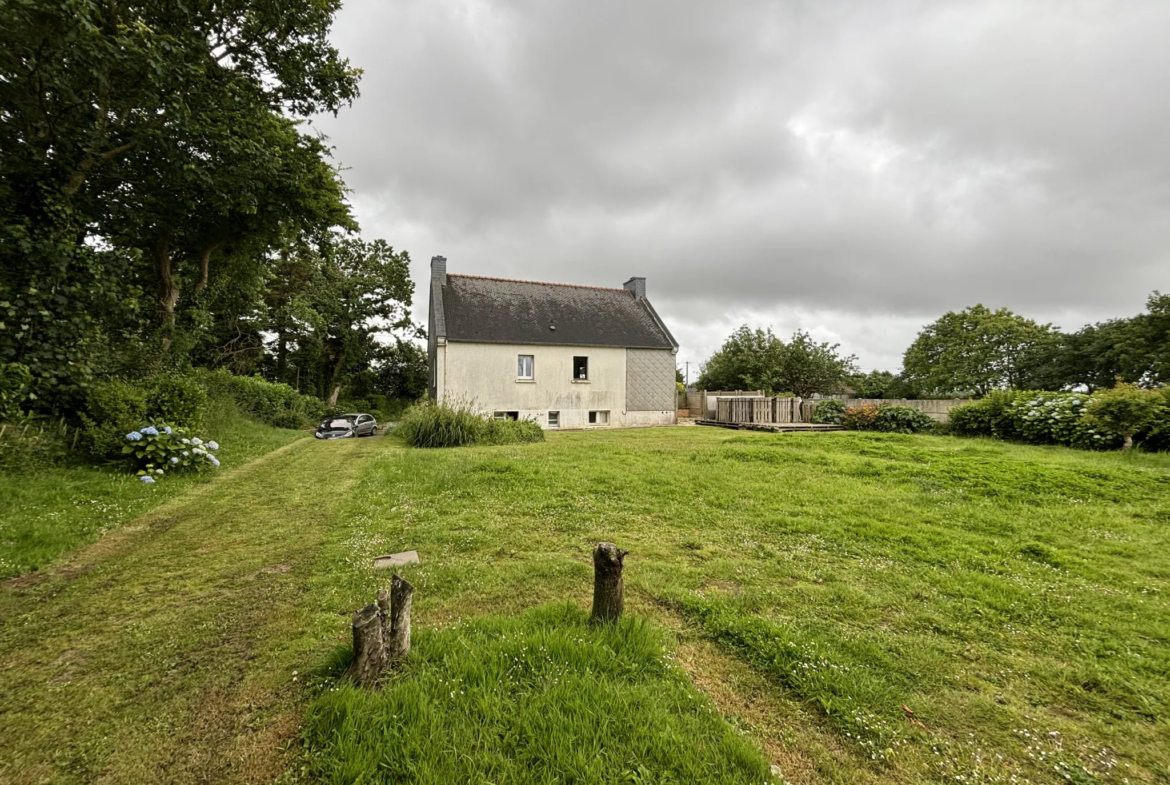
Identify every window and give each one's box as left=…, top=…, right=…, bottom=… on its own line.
left=548, top=411, right=560, bottom=428
left=573, top=356, right=589, bottom=380
left=588, top=410, right=609, bottom=425
left=517, top=354, right=534, bottom=379
left=492, top=411, right=520, bottom=421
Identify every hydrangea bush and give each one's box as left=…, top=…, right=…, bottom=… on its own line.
left=121, top=424, right=220, bottom=482
left=949, top=390, right=1130, bottom=450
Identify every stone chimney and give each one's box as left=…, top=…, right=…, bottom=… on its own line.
left=431, top=255, right=447, bottom=285
left=623, top=276, right=646, bottom=299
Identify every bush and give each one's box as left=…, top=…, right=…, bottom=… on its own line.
left=197, top=369, right=324, bottom=429
left=840, top=403, right=881, bottom=430
left=1084, top=384, right=1163, bottom=451
left=120, top=424, right=222, bottom=481
left=810, top=399, right=846, bottom=424
left=146, top=373, right=208, bottom=429
left=947, top=390, right=1019, bottom=439
left=397, top=401, right=545, bottom=448
left=947, top=389, right=1135, bottom=450
left=873, top=405, right=935, bottom=434
left=0, top=420, right=73, bottom=472
left=0, top=363, right=35, bottom=421
left=79, top=379, right=149, bottom=458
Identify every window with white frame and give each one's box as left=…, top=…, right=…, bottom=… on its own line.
left=517, top=354, right=534, bottom=379
left=547, top=411, right=560, bottom=428
left=588, top=410, right=609, bottom=425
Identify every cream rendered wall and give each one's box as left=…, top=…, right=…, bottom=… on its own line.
left=437, top=341, right=673, bottom=429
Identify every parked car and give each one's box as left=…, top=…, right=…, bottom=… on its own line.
left=315, top=413, right=378, bottom=439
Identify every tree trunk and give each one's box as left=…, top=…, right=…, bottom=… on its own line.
left=387, top=574, right=414, bottom=661
left=194, top=242, right=221, bottom=293
left=153, top=235, right=178, bottom=351
left=326, top=383, right=342, bottom=408
left=1123, top=433, right=1134, bottom=451
left=346, top=603, right=387, bottom=687
left=590, top=542, right=628, bottom=625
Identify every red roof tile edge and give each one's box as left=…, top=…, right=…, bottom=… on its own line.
left=448, top=274, right=631, bottom=293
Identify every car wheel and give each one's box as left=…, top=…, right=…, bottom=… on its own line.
left=370, top=426, right=378, bottom=437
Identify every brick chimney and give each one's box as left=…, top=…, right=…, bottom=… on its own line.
left=431, top=255, right=447, bottom=285
left=623, top=276, right=646, bottom=299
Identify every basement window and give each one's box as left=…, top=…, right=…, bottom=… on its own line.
left=588, top=410, right=609, bottom=425
left=492, top=411, right=520, bottom=421
left=573, top=356, right=589, bottom=380
left=548, top=411, right=560, bottom=428
left=517, top=354, right=534, bottom=379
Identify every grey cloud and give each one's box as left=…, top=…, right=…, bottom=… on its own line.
left=316, top=0, right=1170, bottom=368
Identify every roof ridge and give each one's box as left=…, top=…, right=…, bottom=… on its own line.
left=448, top=273, right=631, bottom=293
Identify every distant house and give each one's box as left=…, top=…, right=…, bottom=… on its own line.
left=427, top=256, right=678, bottom=429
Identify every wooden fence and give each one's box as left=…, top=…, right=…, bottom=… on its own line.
left=684, top=390, right=764, bottom=419
left=713, top=396, right=970, bottom=425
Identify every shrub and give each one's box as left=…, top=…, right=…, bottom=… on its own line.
left=120, top=424, right=221, bottom=481
left=873, top=405, right=935, bottom=434
left=146, top=373, right=208, bottom=429
left=1010, top=392, right=1110, bottom=450
left=397, top=401, right=545, bottom=448
left=0, top=420, right=73, bottom=472
left=79, top=379, right=149, bottom=458
left=840, top=403, right=881, bottom=431
left=1084, top=384, right=1163, bottom=451
left=810, top=399, right=846, bottom=424
left=197, top=369, right=324, bottom=428
left=0, top=363, right=35, bottom=421
left=947, top=390, right=1020, bottom=439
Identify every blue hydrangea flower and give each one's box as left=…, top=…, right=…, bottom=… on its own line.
left=208, top=455, right=221, bottom=468
left=191, top=437, right=203, bottom=446
left=126, top=431, right=143, bottom=441
left=182, top=450, right=189, bottom=457
left=164, top=426, right=173, bottom=434
left=192, top=447, right=205, bottom=456
left=181, top=438, right=190, bottom=445
left=155, top=469, right=164, bottom=475
left=141, top=426, right=159, bottom=437
left=207, top=441, right=219, bottom=451
left=140, top=475, right=156, bottom=484
left=170, top=457, right=179, bottom=464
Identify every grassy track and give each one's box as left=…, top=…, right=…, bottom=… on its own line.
left=0, top=401, right=307, bottom=578
left=2, top=427, right=1168, bottom=784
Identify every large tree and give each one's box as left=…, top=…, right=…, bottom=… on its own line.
left=902, top=305, right=1053, bottom=397
left=697, top=326, right=856, bottom=397
left=0, top=0, right=360, bottom=405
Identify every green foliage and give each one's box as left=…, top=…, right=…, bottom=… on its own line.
left=79, top=380, right=149, bottom=458
left=697, top=326, right=857, bottom=396
left=695, top=325, right=785, bottom=392
left=1084, top=383, right=1164, bottom=450
left=145, top=374, right=207, bottom=430
left=873, top=405, right=936, bottom=434
left=903, top=305, right=1053, bottom=396
left=810, top=398, right=847, bottom=424
left=0, top=362, right=35, bottom=421
left=198, top=369, right=323, bottom=429
left=847, top=370, right=917, bottom=399
left=396, top=401, right=545, bottom=448
left=948, top=390, right=1133, bottom=450
left=303, top=604, right=770, bottom=784
left=120, top=425, right=220, bottom=479
left=0, top=421, right=74, bottom=473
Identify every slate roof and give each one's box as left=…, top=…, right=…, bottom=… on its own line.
left=434, top=274, right=677, bottom=350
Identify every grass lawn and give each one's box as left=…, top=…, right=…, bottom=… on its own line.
left=1, top=427, right=1167, bottom=784
left=0, top=400, right=307, bottom=578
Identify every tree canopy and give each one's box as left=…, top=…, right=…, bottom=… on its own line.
left=696, top=326, right=856, bottom=397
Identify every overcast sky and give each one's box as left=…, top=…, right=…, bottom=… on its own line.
left=312, top=0, right=1170, bottom=376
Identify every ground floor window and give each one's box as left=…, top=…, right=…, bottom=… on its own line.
left=493, top=411, right=520, bottom=420
left=548, top=411, right=560, bottom=428
left=588, top=410, right=609, bottom=425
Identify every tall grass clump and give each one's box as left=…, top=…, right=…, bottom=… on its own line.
left=301, top=604, right=769, bottom=784
left=396, top=400, right=544, bottom=448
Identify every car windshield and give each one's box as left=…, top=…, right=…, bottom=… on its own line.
left=322, top=418, right=354, bottom=429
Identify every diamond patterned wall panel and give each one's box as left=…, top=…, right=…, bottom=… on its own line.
left=626, top=349, right=675, bottom=411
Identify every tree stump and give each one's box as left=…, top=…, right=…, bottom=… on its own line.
left=590, top=542, right=628, bottom=625
left=347, top=603, right=387, bottom=687
left=377, top=588, right=391, bottom=642
left=387, top=573, right=414, bottom=660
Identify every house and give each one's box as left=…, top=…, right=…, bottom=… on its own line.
left=427, top=256, right=679, bottom=429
